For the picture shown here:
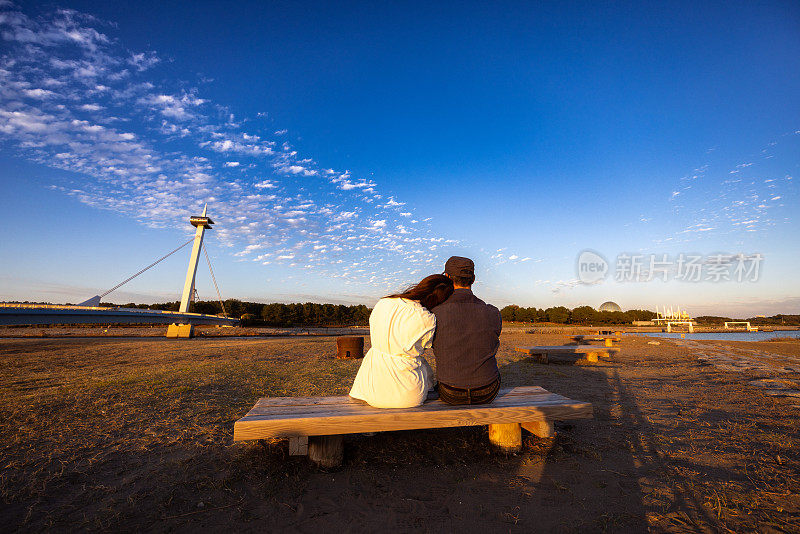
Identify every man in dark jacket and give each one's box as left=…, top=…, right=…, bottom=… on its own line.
left=432, top=256, right=502, bottom=405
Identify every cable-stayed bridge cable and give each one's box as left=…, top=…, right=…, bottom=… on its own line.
left=99, top=237, right=196, bottom=298
left=203, top=244, right=227, bottom=318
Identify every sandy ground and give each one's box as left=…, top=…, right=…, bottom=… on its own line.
left=1, top=331, right=799, bottom=532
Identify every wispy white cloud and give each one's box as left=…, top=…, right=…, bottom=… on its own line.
left=127, top=51, right=159, bottom=72
left=664, top=134, right=798, bottom=243
left=0, top=2, right=457, bottom=291
left=139, top=92, right=206, bottom=120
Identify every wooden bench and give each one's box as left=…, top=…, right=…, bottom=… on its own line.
left=515, top=345, right=620, bottom=363
left=571, top=335, right=621, bottom=347
left=234, top=386, right=592, bottom=467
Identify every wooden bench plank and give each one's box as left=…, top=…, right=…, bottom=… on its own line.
left=250, top=385, right=550, bottom=409
left=243, top=394, right=581, bottom=420
left=571, top=335, right=621, bottom=346
left=247, top=393, right=576, bottom=417
left=244, top=398, right=582, bottom=423
left=244, top=391, right=568, bottom=418
left=233, top=387, right=592, bottom=441
left=234, top=404, right=591, bottom=441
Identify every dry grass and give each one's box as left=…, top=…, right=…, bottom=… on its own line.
left=0, top=333, right=799, bottom=532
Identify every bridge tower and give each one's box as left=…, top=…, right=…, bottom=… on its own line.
left=167, top=205, right=214, bottom=338
left=179, top=204, right=214, bottom=312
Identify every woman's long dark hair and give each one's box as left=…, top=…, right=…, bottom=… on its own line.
left=387, top=274, right=454, bottom=311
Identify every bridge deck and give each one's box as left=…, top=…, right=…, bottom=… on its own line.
left=0, top=305, right=237, bottom=326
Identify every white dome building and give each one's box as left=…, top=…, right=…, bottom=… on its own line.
left=598, top=301, right=622, bottom=312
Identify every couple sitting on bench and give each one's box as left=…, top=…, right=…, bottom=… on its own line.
left=350, top=256, right=502, bottom=408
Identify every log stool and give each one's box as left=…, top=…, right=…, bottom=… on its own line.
left=336, top=336, right=364, bottom=359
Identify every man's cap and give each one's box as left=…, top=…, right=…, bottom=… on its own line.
left=444, top=256, right=475, bottom=278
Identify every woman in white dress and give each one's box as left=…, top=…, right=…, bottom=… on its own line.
left=349, top=274, right=454, bottom=408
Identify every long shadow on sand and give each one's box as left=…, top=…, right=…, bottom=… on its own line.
left=605, top=368, right=731, bottom=531
left=493, top=358, right=649, bottom=532
left=226, top=360, right=650, bottom=533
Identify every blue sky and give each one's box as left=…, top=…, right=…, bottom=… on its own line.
left=0, top=0, right=798, bottom=316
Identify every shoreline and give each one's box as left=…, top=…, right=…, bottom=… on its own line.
left=1, top=323, right=797, bottom=339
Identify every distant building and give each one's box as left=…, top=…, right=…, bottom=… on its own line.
left=598, top=301, right=622, bottom=312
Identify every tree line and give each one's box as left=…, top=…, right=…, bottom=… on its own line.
left=501, top=306, right=800, bottom=326
left=16, top=298, right=794, bottom=327
left=106, top=299, right=371, bottom=327
left=500, top=305, right=657, bottom=325
left=695, top=315, right=800, bottom=326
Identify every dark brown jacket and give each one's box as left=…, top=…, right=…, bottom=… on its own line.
left=432, top=288, right=501, bottom=388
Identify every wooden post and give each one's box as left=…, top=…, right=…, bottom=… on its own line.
left=289, top=436, right=308, bottom=456
left=522, top=420, right=555, bottom=438
left=604, top=338, right=613, bottom=347
left=585, top=352, right=599, bottom=362
left=488, top=423, right=522, bottom=454
left=308, top=435, right=343, bottom=468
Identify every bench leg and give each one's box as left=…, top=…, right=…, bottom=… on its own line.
left=521, top=420, right=555, bottom=439
left=530, top=353, right=548, bottom=364
left=584, top=352, right=599, bottom=363
left=488, top=423, right=522, bottom=454
left=308, top=435, right=343, bottom=468
left=288, top=436, right=308, bottom=456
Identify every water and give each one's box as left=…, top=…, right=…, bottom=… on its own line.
left=642, top=331, right=800, bottom=342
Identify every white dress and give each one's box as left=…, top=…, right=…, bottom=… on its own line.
left=349, top=297, right=436, bottom=408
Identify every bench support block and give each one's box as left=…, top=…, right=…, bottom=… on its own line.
left=522, top=420, right=555, bottom=439
left=488, top=423, right=522, bottom=454
left=289, top=436, right=308, bottom=456
left=308, top=435, right=343, bottom=468
left=166, top=323, right=194, bottom=338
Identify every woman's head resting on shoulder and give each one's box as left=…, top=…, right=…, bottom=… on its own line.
left=387, top=274, right=454, bottom=311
